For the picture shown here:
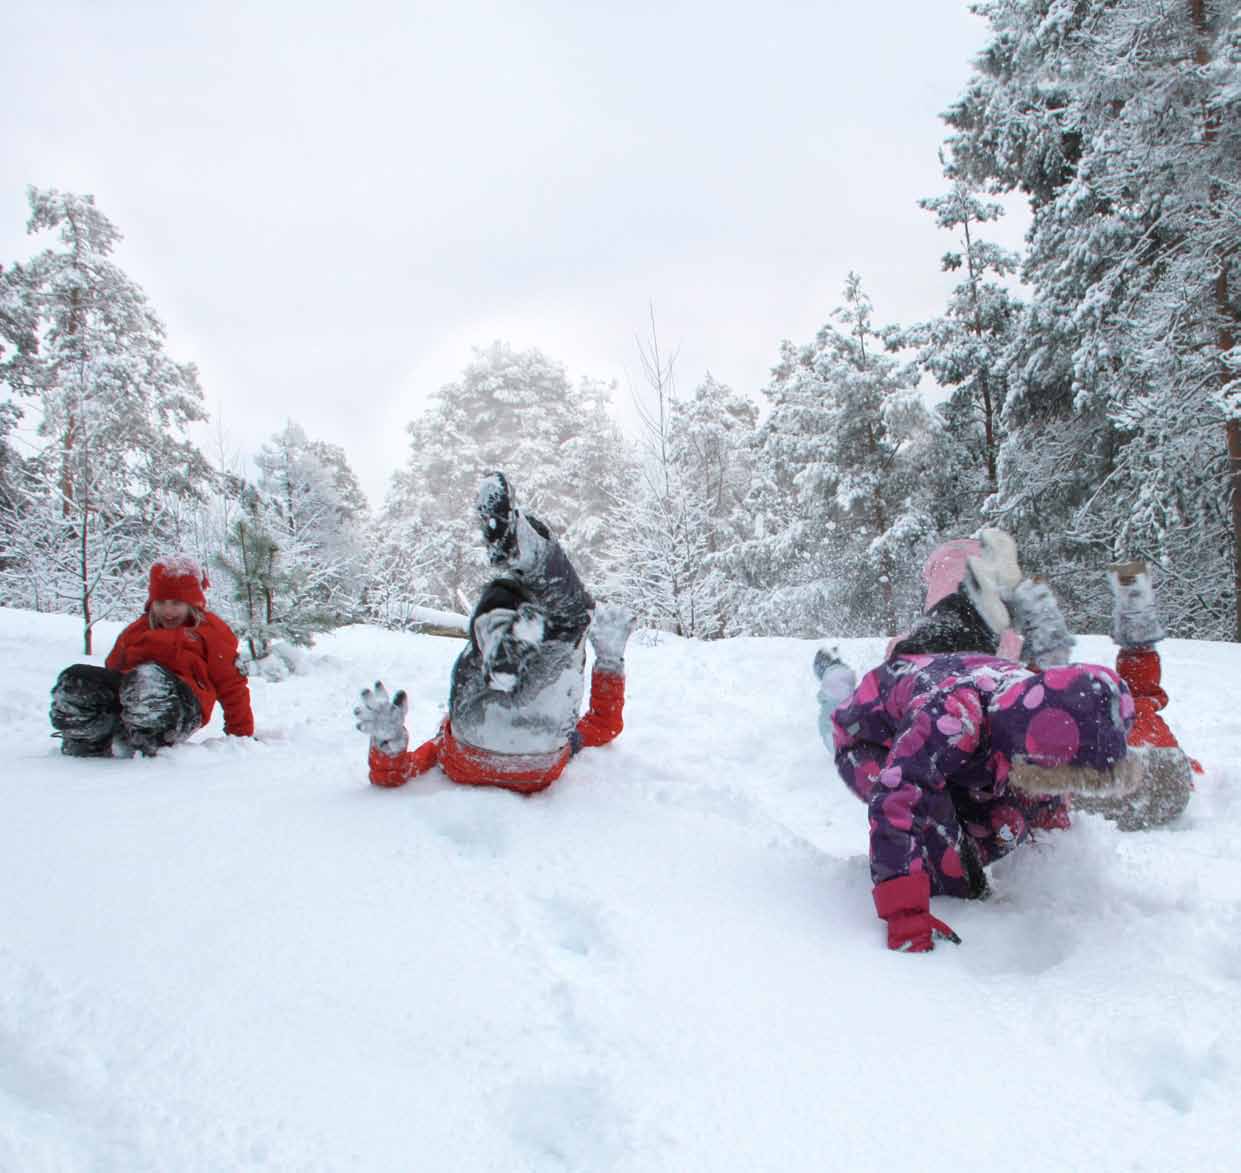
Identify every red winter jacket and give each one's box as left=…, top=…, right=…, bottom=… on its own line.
left=106, top=612, right=254, bottom=736
left=369, top=668, right=625, bottom=794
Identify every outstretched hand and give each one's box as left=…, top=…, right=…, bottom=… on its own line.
left=354, top=681, right=409, bottom=757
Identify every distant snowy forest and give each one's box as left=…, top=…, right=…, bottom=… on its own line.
left=2, top=0, right=1239, bottom=655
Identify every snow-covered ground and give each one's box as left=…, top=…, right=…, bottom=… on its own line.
left=3, top=606, right=1240, bottom=1172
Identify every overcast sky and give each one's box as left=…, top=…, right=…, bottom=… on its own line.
left=1, top=1, right=1026, bottom=506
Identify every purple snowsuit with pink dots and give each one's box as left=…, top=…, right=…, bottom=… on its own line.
left=831, top=653, right=1135, bottom=897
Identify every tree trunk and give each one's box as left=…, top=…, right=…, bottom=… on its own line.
left=1189, top=0, right=1239, bottom=638
left=1229, top=418, right=1241, bottom=641
left=80, top=510, right=92, bottom=656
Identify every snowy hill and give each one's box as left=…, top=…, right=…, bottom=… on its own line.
left=3, top=606, right=1240, bottom=1172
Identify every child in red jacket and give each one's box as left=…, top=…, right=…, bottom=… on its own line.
left=49, top=555, right=254, bottom=756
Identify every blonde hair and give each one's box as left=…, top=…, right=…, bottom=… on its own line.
left=149, top=603, right=203, bottom=630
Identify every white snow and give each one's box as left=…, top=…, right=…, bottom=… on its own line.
left=3, top=606, right=1240, bottom=1172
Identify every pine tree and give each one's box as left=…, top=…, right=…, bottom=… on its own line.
left=604, top=314, right=750, bottom=638
left=374, top=342, right=633, bottom=614
left=255, top=421, right=369, bottom=625
left=943, top=0, right=1241, bottom=638
left=901, top=182, right=1022, bottom=516
left=0, top=188, right=211, bottom=652
left=735, top=275, right=931, bottom=636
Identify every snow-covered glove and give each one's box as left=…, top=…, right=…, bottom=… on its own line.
left=873, top=873, right=961, bottom=953
left=813, top=646, right=857, bottom=713
left=354, top=681, right=409, bottom=757
left=588, top=605, right=636, bottom=675
left=1109, top=561, right=1165, bottom=647
left=1010, top=577, right=1075, bottom=667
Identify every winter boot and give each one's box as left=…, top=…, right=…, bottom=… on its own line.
left=50, top=665, right=123, bottom=756
left=812, top=645, right=858, bottom=748
left=1009, top=577, right=1075, bottom=668
left=1109, top=561, right=1166, bottom=647
left=477, top=471, right=519, bottom=565
left=476, top=472, right=552, bottom=572
left=963, top=528, right=1022, bottom=638
left=588, top=604, right=636, bottom=675
left=119, top=663, right=201, bottom=756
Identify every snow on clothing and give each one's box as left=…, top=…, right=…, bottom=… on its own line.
left=146, top=554, right=210, bottom=610
left=368, top=669, right=626, bottom=793
left=831, top=652, right=1135, bottom=896
left=106, top=610, right=254, bottom=737
left=51, top=662, right=203, bottom=756
left=49, top=556, right=253, bottom=756
left=367, top=519, right=627, bottom=795
left=1075, top=645, right=1199, bottom=830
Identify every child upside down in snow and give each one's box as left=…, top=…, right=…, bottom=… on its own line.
left=355, top=472, right=635, bottom=794
left=816, top=530, right=1146, bottom=953
left=49, top=556, right=254, bottom=757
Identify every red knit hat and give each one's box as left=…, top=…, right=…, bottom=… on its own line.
left=147, top=555, right=209, bottom=610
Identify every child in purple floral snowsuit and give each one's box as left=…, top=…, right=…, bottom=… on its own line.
left=818, top=530, right=1140, bottom=952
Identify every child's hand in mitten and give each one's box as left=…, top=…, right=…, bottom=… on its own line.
left=354, top=681, right=409, bottom=757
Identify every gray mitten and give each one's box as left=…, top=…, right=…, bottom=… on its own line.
left=354, top=681, right=409, bottom=756
left=589, top=605, right=636, bottom=674
left=1010, top=578, right=1075, bottom=667
left=813, top=646, right=857, bottom=714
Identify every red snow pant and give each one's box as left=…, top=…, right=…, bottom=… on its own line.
left=368, top=668, right=626, bottom=795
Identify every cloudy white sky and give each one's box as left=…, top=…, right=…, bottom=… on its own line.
left=1, top=1, right=1026, bottom=505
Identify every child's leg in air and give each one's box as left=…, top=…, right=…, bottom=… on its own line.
left=471, top=472, right=594, bottom=682
left=1075, top=561, right=1195, bottom=829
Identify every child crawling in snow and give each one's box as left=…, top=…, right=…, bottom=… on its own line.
left=354, top=472, right=635, bottom=795
left=50, top=555, right=254, bottom=757
left=816, top=530, right=1144, bottom=952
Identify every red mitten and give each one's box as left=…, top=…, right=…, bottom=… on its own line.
left=873, top=873, right=961, bottom=953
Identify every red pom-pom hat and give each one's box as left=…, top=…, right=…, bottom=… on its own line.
left=147, top=555, right=209, bottom=610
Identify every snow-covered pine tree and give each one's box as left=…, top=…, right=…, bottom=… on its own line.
left=0, top=259, right=39, bottom=452
left=215, top=482, right=280, bottom=662
left=210, top=423, right=369, bottom=661
left=666, top=374, right=758, bottom=635
left=254, top=422, right=369, bottom=626
left=732, top=275, right=931, bottom=636
left=0, top=188, right=212, bottom=652
left=900, top=182, right=1023, bottom=527
left=374, top=342, right=633, bottom=615
left=604, top=311, right=753, bottom=638
left=943, top=0, right=1241, bottom=638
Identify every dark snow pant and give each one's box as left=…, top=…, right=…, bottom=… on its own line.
left=50, top=662, right=201, bottom=757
